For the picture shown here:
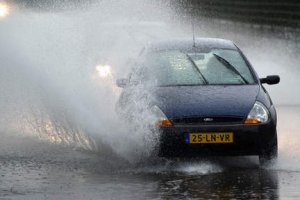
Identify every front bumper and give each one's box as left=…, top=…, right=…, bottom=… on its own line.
left=158, top=121, right=276, bottom=157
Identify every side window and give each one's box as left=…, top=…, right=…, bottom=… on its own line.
left=129, top=65, right=149, bottom=85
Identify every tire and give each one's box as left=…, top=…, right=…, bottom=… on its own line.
left=259, top=132, right=278, bottom=166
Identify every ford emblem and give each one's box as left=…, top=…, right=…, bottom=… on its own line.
left=203, top=118, right=214, bottom=122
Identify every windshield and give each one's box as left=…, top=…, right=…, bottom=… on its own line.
left=130, top=49, right=256, bottom=86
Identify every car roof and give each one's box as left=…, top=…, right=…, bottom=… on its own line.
left=146, top=38, right=237, bottom=52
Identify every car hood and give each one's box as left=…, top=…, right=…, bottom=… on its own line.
left=153, top=85, right=260, bottom=119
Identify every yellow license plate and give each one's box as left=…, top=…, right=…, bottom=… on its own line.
left=186, top=132, right=233, bottom=144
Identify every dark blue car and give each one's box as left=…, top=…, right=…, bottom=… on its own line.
left=116, top=38, right=280, bottom=165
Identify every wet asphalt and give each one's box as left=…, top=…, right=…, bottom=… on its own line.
left=0, top=106, right=300, bottom=199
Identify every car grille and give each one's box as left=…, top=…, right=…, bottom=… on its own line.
left=171, top=116, right=244, bottom=125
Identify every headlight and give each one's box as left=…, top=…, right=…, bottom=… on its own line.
left=0, top=3, right=9, bottom=18
left=95, top=65, right=112, bottom=78
left=151, top=105, right=172, bottom=127
left=244, top=101, right=269, bottom=124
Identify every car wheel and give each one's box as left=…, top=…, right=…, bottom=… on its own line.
left=259, top=132, right=278, bottom=166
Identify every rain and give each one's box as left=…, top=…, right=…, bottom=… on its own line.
left=0, top=0, right=299, bottom=199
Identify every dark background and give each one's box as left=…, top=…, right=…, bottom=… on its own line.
left=11, top=0, right=300, bottom=29
left=174, top=0, right=300, bottom=28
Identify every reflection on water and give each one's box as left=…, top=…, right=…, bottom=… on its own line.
left=156, top=169, right=278, bottom=199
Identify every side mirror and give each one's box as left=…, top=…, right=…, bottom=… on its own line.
left=116, top=78, right=129, bottom=88
left=260, top=75, right=280, bottom=85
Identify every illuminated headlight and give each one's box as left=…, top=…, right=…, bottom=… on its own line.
left=244, top=101, right=269, bottom=124
left=151, top=105, right=172, bottom=127
left=95, top=65, right=112, bottom=78
left=0, top=3, right=9, bottom=18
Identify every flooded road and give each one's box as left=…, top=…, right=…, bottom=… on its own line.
left=1, top=1, right=300, bottom=199
left=0, top=106, right=299, bottom=199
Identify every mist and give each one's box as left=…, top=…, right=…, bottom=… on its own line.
left=0, top=0, right=299, bottom=168
left=0, top=0, right=181, bottom=162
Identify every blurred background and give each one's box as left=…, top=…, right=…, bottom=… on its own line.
left=9, top=0, right=300, bottom=29
left=2, top=0, right=299, bottom=106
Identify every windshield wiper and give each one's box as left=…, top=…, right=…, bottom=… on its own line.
left=159, top=84, right=204, bottom=87
left=185, top=54, right=209, bottom=84
left=213, top=53, right=249, bottom=84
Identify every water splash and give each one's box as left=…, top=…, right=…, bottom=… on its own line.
left=0, top=0, right=179, bottom=163
left=0, top=0, right=299, bottom=170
